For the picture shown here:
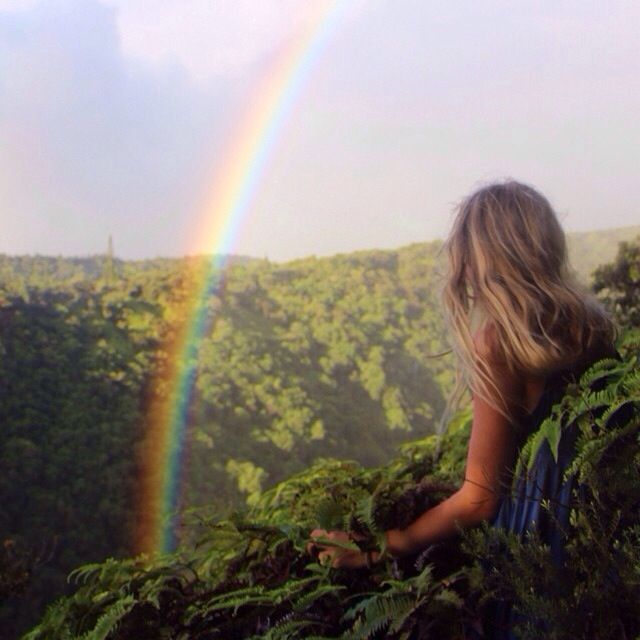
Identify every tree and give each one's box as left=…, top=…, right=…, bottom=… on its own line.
left=592, top=235, right=640, bottom=328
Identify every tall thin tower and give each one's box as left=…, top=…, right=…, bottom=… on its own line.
left=105, top=234, right=114, bottom=284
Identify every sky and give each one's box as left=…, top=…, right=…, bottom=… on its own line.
left=0, top=0, right=638, bottom=261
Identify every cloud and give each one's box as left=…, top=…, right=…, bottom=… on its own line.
left=0, top=0, right=234, bottom=257
left=104, top=0, right=320, bottom=81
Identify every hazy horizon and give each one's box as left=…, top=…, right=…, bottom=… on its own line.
left=2, top=221, right=639, bottom=265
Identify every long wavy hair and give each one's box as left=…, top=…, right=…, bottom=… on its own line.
left=440, top=179, right=617, bottom=422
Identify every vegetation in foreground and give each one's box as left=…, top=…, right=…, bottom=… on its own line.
left=24, top=327, right=640, bottom=639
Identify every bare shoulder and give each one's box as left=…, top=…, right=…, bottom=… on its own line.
left=472, top=321, right=506, bottom=365
left=472, top=322, right=528, bottom=415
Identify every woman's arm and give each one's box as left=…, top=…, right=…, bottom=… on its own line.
left=310, top=325, right=524, bottom=567
left=385, top=356, right=521, bottom=557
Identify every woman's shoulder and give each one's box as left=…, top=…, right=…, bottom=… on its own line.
left=475, top=320, right=617, bottom=371
left=472, top=321, right=507, bottom=365
left=473, top=323, right=618, bottom=416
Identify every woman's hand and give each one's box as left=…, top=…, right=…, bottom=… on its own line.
left=306, top=529, right=377, bottom=569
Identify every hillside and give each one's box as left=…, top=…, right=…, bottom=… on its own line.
left=565, top=224, right=640, bottom=284
left=1, top=241, right=450, bottom=636
left=0, top=226, right=637, bottom=637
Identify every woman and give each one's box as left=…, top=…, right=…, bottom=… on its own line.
left=308, top=179, right=618, bottom=635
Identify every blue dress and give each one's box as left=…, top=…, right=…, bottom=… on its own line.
left=483, top=347, right=617, bottom=639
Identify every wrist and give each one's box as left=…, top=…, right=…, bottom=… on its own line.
left=364, top=549, right=375, bottom=568
left=384, top=528, right=412, bottom=558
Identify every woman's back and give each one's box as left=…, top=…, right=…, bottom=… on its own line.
left=484, top=341, right=619, bottom=638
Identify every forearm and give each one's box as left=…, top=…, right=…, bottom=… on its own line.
left=376, top=355, right=517, bottom=562
left=383, top=487, right=498, bottom=558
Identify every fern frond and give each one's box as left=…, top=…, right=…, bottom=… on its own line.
left=261, top=613, right=316, bottom=639
left=344, top=593, right=414, bottom=640
left=579, top=358, right=629, bottom=387
left=68, top=562, right=111, bottom=585
left=292, top=584, right=346, bottom=612
left=80, top=594, right=136, bottom=640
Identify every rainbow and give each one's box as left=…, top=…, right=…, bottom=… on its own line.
left=136, top=0, right=351, bottom=554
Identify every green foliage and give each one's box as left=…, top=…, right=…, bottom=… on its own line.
left=0, top=246, right=451, bottom=635
left=1, top=230, right=637, bottom=636
left=593, top=234, right=640, bottom=328
left=0, top=284, right=161, bottom=636
left=25, top=330, right=640, bottom=639
left=24, top=411, right=471, bottom=639
left=187, top=244, right=452, bottom=515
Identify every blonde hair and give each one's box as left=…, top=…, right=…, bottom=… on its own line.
left=440, top=179, right=617, bottom=422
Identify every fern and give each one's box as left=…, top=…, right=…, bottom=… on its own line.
left=78, top=595, right=136, bottom=640
left=344, top=593, right=415, bottom=639
left=260, top=616, right=316, bottom=640
left=517, top=414, right=562, bottom=476
left=292, top=583, right=347, bottom=612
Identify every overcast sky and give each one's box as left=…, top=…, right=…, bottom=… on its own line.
left=0, top=0, right=638, bottom=261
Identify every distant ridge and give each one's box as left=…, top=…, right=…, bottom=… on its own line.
left=0, top=253, right=257, bottom=281
left=272, top=223, right=640, bottom=284
left=565, top=224, right=640, bottom=284
left=1, top=224, right=637, bottom=286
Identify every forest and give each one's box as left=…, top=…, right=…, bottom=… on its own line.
left=0, top=226, right=639, bottom=638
